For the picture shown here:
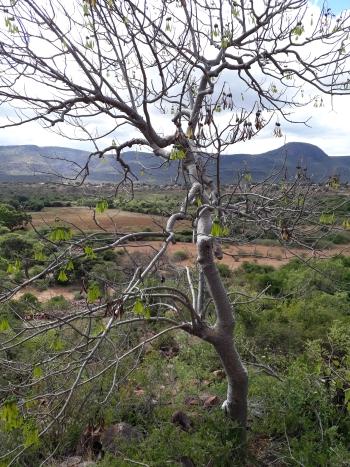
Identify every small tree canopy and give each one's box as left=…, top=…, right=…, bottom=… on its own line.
left=0, top=1, right=350, bottom=464
left=0, top=204, right=31, bottom=231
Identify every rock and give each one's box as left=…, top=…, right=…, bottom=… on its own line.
left=200, top=395, right=220, bottom=408
left=171, top=411, right=193, bottom=432
left=212, top=369, right=226, bottom=380
left=101, top=422, right=143, bottom=453
left=134, top=385, right=145, bottom=397
left=185, top=394, right=220, bottom=408
left=184, top=395, right=201, bottom=406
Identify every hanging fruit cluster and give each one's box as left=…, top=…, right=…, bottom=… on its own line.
left=313, top=97, right=324, bottom=108
left=221, top=92, right=234, bottom=110
left=242, top=121, right=253, bottom=140
left=212, top=23, right=220, bottom=38
left=291, top=21, right=304, bottom=39
left=273, top=122, right=283, bottom=137
left=255, top=110, right=264, bottom=130
left=165, top=17, right=172, bottom=32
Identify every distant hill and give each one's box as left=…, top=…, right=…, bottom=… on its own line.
left=0, top=142, right=349, bottom=184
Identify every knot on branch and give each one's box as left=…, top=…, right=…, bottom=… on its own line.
left=197, top=236, right=214, bottom=266
left=214, top=240, right=223, bottom=260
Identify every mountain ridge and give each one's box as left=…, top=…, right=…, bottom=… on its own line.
left=0, top=142, right=349, bottom=184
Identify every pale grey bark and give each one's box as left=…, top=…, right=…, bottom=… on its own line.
left=196, top=204, right=248, bottom=430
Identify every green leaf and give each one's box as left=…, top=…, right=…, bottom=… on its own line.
left=133, top=298, right=145, bottom=315
left=170, top=146, right=186, bottom=160
left=329, top=178, right=340, bottom=189
left=49, top=227, right=72, bottom=242
left=57, top=270, right=68, bottom=282
left=0, top=319, right=10, bottom=332
left=83, top=3, right=89, bottom=16
left=7, top=259, right=21, bottom=274
left=221, top=226, right=230, bottom=237
left=66, top=260, right=74, bottom=271
left=221, top=37, right=230, bottom=49
left=96, top=199, right=108, bottom=213
left=87, top=283, right=101, bottom=303
left=195, top=196, right=202, bottom=207
left=51, top=334, right=64, bottom=352
left=34, top=250, right=46, bottom=261
left=211, top=220, right=229, bottom=237
left=211, top=220, right=222, bottom=237
left=0, top=401, right=23, bottom=431
left=342, top=219, right=350, bottom=230
left=144, top=307, right=151, bottom=320
left=22, top=421, right=40, bottom=448
left=84, top=246, right=97, bottom=259
left=33, top=366, right=43, bottom=379
left=291, top=23, right=304, bottom=37
left=319, top=213, right=336, bottom=225
left=232, top=7, right=239, bottom=17
left=92, top=318, right=106, bottom=337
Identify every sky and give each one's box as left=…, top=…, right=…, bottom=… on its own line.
left=319, top=0, right=350, bottom=13
left=0, top=0, right=350, bottom=157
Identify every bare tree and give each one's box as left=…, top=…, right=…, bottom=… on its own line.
left=0, top=0, right=350, bottom=462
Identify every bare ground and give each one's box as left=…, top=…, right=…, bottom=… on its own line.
left=124, top=240, right=350, bottom=269
left=15, top=241, right=349, bottom=302
left=15, top=286, right=76, bottom=302
left=30, top=207, right=189, bottom=232
left=25, top=207, right=350, bottom=301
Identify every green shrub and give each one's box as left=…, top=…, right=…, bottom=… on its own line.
left=18, top=292, right=40, bottom=309
left=44, top=295, right=69, bottom=311
left=102, top=250, right=119, bottom=261
left=28, top=265, right=45, bottom=278
left=217, top=263, right=232, bottom=278
left=172, top=250, right=189, bottom=262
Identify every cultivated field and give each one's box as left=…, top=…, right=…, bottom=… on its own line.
left=29, top=207, right=350, bottom=270
left=30, top=206, right=189, bottom=232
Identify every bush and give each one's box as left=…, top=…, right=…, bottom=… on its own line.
left=18, top=292, right=40, bottom=308
left=217, top=263, right=232, bottom=278
left=28, top=265, right=45, bottom=278
left=44, top=295, right=70, bottom=311
left=102, top=250, right=119, bottom=261
left=172, top=250, right=189, bottom=262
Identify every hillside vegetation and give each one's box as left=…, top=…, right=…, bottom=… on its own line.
left=0, top=189, right=350, bottom=466
left=0, top=254, right=349, bottom=466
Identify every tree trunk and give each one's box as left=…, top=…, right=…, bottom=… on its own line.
left=213, top=335, right=248, bottom=428
left=197, top=209, right=248, bottom=433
